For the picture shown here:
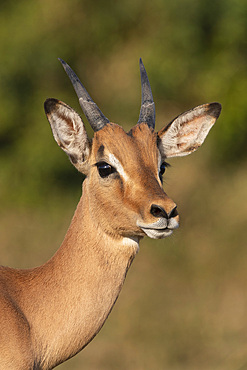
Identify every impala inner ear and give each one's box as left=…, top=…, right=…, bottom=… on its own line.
left=44, top=98, right=91, bottom=174
left=158, top=102, right=221, bottom=158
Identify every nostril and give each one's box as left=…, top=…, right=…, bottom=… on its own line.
left=150, top=204, right=168, bottom=219
left=169, top=206, right=178, bottom=218
left=150, top=204, right=178, bottom=219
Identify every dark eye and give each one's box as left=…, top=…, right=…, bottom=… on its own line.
left=160, top=162, right=166, bottom=175
left=159, top=162, right=169, bottom=181
left=97, top=162, right=116, bottom=178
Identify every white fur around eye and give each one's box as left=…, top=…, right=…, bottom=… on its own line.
left=108, top=154, right=129, bottom=181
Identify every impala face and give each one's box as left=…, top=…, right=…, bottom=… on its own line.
left=45, top=59, right=221, bottom=241
left=87, top=122, right=179, bottom=240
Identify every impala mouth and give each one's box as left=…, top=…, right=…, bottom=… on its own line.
left=139, top=226, right=173, bottom=239
left=137, top=218, right=179, bottom=239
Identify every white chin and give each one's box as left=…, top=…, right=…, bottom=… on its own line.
left=142, top=228, right=173, bottom=239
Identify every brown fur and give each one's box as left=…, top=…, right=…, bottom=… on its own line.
left=0, top=122, right=176, bottom=369
left=0, top=91, right=221, bottom=368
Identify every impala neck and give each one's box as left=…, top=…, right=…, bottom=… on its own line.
left=22, top=180, right=139, bottom=368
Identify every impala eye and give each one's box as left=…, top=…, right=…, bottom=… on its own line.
left=97, top=162, right=116, bottom=178
left=159, top=162, right=169, bottom=181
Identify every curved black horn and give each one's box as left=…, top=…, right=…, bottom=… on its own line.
left=137, top=58, right=155, bottom=129
left=59, top=58, right=110, bottom=132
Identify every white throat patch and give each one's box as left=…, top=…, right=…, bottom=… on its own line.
left=122, top=237, right=140, bottom=252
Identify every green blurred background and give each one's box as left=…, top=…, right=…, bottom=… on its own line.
left=1, top=0, right=247, bottom=369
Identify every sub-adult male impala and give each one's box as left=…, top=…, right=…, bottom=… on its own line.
left=0, top=58, right=221, bottom=369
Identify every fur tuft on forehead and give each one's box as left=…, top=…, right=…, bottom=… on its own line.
left=92, top=122, right=158, bottom=163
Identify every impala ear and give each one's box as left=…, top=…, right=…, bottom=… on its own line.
left=158, top=103, right=221, bottom=158
left=44, top=98, right=91, bottom=174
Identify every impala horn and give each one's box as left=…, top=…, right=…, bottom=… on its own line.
left=59, top=58, right=110, bottom=132
left=137, top=58, right=155, bottom=129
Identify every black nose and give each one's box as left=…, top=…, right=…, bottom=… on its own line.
left=150, top=204, right=178, bottom=219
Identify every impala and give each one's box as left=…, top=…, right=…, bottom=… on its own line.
left=0, top=58, right=221, bottom=369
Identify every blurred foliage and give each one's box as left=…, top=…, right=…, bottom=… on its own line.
left=1, top=2, right=247, bottom=369
left=0, top=0, right=247, bottom=204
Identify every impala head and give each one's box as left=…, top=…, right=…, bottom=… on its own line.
left=45, top=59, right=221, bottom=240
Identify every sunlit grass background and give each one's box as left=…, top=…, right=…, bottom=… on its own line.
left=1, top=0, right=247, bottom=369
